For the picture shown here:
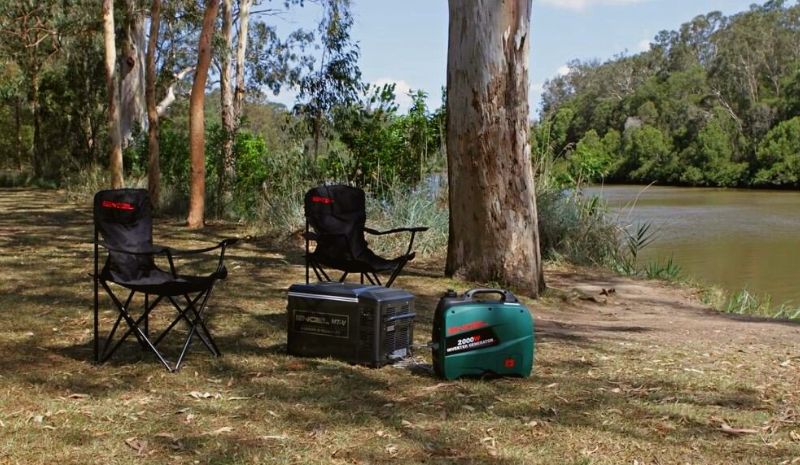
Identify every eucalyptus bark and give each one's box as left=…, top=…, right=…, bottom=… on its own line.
left=233, top=0, right=251, bottom=122
left=444, top=0, right=543, bottom=296
left=218, top=0, right=235, bottom=216
left=103, top=0, right=124, bottom=189
left=120, top=0, right=146, bottom=145
left=145, top=0, right=161, bottom=208
left=186, top=0, right=220, bottom=229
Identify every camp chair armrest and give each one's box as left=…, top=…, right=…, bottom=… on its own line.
left=166, top=238, right=239, bottom=256
left=97, top=241, right=170, bottom=256
left=166, top=238, right=238, bottom=277
left=364, top=226, right=429, bottom=236
left=364, top=226, right=428, bottom=258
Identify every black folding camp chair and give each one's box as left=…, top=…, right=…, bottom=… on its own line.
left=92, top=189, right=237, bottom=372
left=304, top=185, right=428, bottom=288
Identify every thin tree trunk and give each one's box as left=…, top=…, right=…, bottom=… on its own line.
left=233, top=0, right=251, bottom=123
left=218, top=0, right=235, bottom=217
left=146, top=0, right=161, bottom=208
left=312, top=110, right=322, bottom=161
left=103, top=0, right=124, bottom=189
left=120, top=0, right=147, bottom=146
left=30, top=74, right=43, bottom=178
left=15, top=97, right=22, bottom=170
left=444, top=0, right=543, bottom=296
left=187, top=0, right=220, bottom=229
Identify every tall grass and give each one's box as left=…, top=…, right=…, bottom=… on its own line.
left=702, top=287, right=800, bottom=320
left=536, top=188, right=619, bottom=265
left=0, top=170, right=30, bottom=187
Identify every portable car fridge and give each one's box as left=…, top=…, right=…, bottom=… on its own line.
left=431, top=288, right=534, bottom=380
left=287, top=282, right=415, bottom=367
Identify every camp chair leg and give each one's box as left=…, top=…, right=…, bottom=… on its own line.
left=177, top=292, right=220, bottom=356
left=154, top=292, right=206, bottom=347
left=308, top=258, right=324, bottom=282
left=98, top=285, right=164, bottom=363
left=154, top=292, right=217, bottom=357
left=108, top=294, right=163, bottom=358
left=144, top=294, right=149, bottom=337
left=319, top=266, right=332, bottom=282
left=338, top=272, right=349, bottom=283
left=102, top=289, right=135, bottom=354
left=93, top=280, right=99, bottom=362
left=385, top=259, right=409, bottom=288
left=174, top=287, right=215, bottom=371
left=98, top=282, right=174, bottom=369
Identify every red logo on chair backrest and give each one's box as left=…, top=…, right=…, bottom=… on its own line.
left=311, top=196, right=334, bottom=204
left=101, top=200, right=135, bottom=211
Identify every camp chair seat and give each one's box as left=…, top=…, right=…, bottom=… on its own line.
left=101, top=267, right=226, bottom=296
left=309, top=250, right=413, bottom=273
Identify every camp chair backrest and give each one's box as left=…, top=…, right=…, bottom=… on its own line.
left=304, top=185, right=369, bottom=261
left=93, top=189, right=156, bottom=283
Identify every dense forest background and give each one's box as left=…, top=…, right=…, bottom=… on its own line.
left=536, top=0, right=800, bottom=188
left=0, top=0, right=445, bottom=214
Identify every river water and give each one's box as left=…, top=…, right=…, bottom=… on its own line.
left=583, top=185, right=800, bottom=304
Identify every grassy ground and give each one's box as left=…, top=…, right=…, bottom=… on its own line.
left=0, top=188, right=798, bottom=465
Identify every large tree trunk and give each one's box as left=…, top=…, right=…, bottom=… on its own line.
left=186, top=0, right=220, bottom=229
left=103, top=0, right=124, bottom=189
left=120, top=0, right=147, bottom=146
left=444, top=0, right=543, bottom=296
left=146, top=0, right=161, bottom=208
left=233, top=0, right=252, bottom=123
left=217, top=0, right=235, bottom=217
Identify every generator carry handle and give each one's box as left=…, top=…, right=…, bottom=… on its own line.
left=464, top=288, right=519, bottom=303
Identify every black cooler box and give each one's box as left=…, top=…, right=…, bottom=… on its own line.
left=287, top=283, right=416, bottom=367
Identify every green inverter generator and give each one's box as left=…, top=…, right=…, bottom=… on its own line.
left=432, top=288, right=534, bottom=380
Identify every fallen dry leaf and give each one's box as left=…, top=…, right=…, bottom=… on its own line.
left=204, top=426, right=233, bottom=436
left=67, top=393, right=89, bottom=400
left=385, top=444, right=398, bottom=457
left=124, top=437, right=147, bottom=456
left=420, top=383, right=455, bottom=392
left=790, top=430, right=800, bottom=442
left=719, top=422, right=758, bottom=435
left=189, top=391, right=220, bottom=399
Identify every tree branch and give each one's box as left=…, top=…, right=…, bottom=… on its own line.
left=156, top=66, right=194, bottom=117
